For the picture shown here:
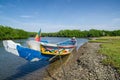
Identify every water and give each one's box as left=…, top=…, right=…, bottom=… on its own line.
left=0, top=37, right=88, bottom=80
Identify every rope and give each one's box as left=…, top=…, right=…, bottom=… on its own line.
left=48, top=55, right=57, bottom=61
left=58, top=45, right=67, bottom=80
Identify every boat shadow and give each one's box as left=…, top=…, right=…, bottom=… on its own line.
left=44, top=48, right=78, bottom=79
left=4, top=60, right=49, bottom=80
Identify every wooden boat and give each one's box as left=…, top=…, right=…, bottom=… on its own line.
left=40, top=38, right=77, bottom=55
left=3, top=38, right=77, bottom=62
left=27, top=29, right=77, bottom=55
left=3, top=40, right=53, bottom=62
left=27, top=40, right=41, bottom=51
left=27, top=40, right=48, bottom=51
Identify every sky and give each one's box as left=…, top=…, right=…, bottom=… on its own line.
left=0, top=0, right=120, bottom=32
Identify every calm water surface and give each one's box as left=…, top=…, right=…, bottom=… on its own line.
left=0, top=37, right=88, bottom=80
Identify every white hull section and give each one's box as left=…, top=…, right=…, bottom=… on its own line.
left=3, top=40, right=20, bottom=56
left=27, top=40, right=41, bottom=51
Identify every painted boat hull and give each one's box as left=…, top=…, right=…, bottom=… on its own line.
left=27, top=40, right=41, bottom=51
left=3, top=40, right=53, bottom=62
left=3, top=38, right=77, bottom=62
left=40, top=39, right=77, bottom=55
left=27, top=38, right=77, bottom=55
left=16, top=45, right=53, bottom=61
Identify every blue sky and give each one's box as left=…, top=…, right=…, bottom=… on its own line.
left=0, top=0, right=120, bottom=32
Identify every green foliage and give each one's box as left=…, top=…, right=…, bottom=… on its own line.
left=0, top=25, right=29, bottom=40
left=1, top=24, right=120, bottom=39
left=41, top=29, right=120, bottom=38
left=28, top=32, right=37, bottom=37
left=89, top=36, right=120, bottom=43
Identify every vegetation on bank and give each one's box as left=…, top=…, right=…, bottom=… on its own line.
left=42, top=29, right=120, bottom=37
left=28, top=32, right=37, bottom=37
left=1, top=25, right=120, bottom=40
left=89, top=37, right=120, bottom=74
left=0, top=25, right=29, bottom=40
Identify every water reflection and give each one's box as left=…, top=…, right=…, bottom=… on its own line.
left=4, top=60, right=49, bottom=80
left=0, top=37, right=88, bottom=80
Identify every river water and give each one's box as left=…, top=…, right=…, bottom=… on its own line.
left=0, top=37, right=88, bottom=80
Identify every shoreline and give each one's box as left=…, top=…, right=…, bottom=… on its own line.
left=15, top=42, right=120, bottom=80
left=44, top=42, right=120, bottom=80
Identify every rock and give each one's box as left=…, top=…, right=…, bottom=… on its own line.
left=44, top=42, right=120, bottom=80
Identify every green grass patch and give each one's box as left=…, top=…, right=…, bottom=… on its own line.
left=90, top=36, right=120, bottom=74
left=89, top=36, right=120, bottom=43
left=89, top=39, right=109, bottom=43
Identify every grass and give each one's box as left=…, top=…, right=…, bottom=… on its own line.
left=89, top=36, right=120, bottom=43
left=89, top=36, right=120, bottom=73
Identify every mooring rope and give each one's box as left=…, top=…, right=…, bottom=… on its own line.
left=58, top=45, right=67, bottom=80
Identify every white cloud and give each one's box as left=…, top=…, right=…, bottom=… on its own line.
left=79, top=24, right=120, bottom=31
left=112, top=18, right=120, bottom=23
left=0, top=16, right=120, bottom=33
left=20, top=15, right=33, bottom=18
left=34, top=12, right=39, bottom=15
left=0, top=3, right=16, bottom=9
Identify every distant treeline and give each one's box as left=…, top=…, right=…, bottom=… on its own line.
left=0, top=25, right=29, bottom=40
left=42, top=29, right=120, bottom=37
left=1, top=25, right=120, bottom=40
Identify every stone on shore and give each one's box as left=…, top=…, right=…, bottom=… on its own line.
left=44, top=42, right=120, bottom=80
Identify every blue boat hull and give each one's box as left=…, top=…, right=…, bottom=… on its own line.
left=17, top=45, right=53, bottom=62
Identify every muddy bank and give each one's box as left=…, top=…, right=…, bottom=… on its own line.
left=44, top=42, right=120, bottom=80
left=15, top=42, right=120, bottom=80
